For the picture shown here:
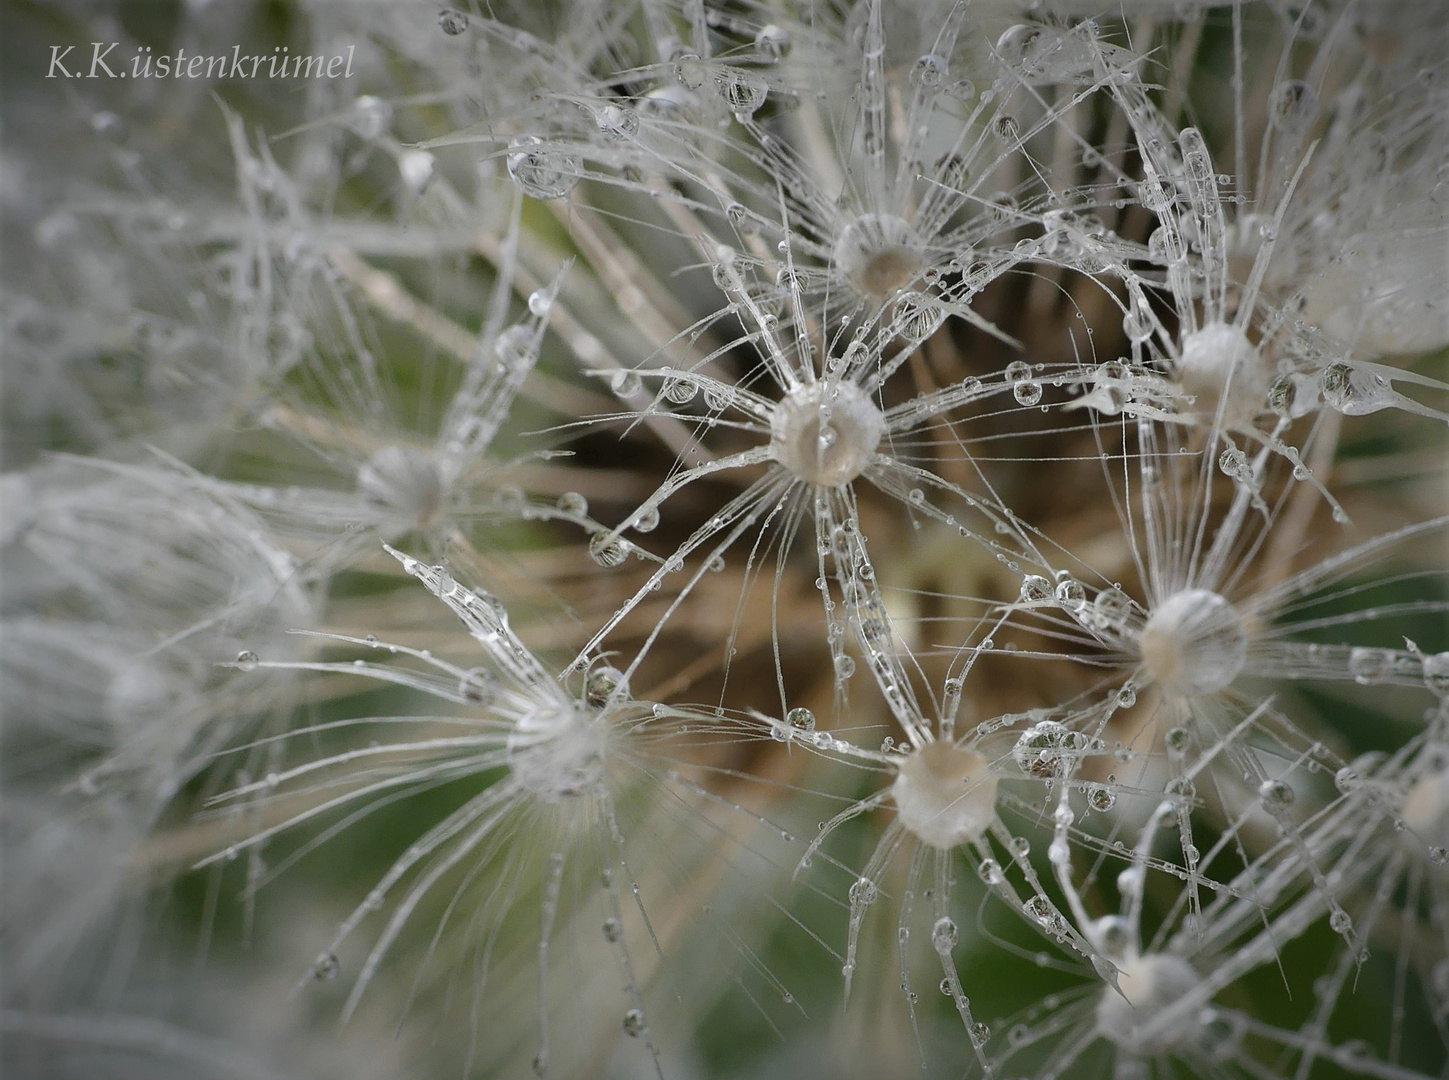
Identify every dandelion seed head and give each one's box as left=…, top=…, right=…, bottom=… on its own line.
left=104, top=663, right=177, bottom=725
left=890, top=740, right=997, bottom=850
left=1137, top=589, right=1247, bottom=698
left=505, top=699, right=608, bottom=802
left=1176, top=322, right=1268, bottom=429
left=769, top=380, right=884, bottom=487
left=1423, top=652, right=1449, bottom=697
left=832, top=213, right=924, bottom=299
left=16, top=1, right=1449, bottom=1072
left=1401, top=765, right=1449, bottom=851
left=356, top=446, right=445, bottom=537
left=1095, top=953, right=1204, bottom=1054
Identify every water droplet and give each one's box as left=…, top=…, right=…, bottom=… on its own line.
left=313, top=952, right=340, bottom=980
left=494, top=324, right=535, bottom=371
left=849, top=877, right=878, bottom=905
left=1423, top=652, right=1449, bottom=697
left=235, top=650, right=259, bottom=672
left=1054, top=577, right=1085, bottom=608
left=662, top=375, right=696, bottom=404
left=596, top=104, right=639, bottom=139
left=1320, top=362, right=1395, bottom=417
left=932, top=916, right=959, bottom=952
left=1019, top=575, right=1051, bottom=603
left=1164, top=726, right=1192, bottom=759
left=1348, top=646, right=1393, bottom=685
left=588, top=533, right=629, bottom=568
left=506, top=137, right=580, bottom=200
left=1334, top=765, right=1362, bottom=794
left=632, top=505, right=660, bottom=533
left=1259, top=778, right=1295, bottom=810
left=993, top=114, right=1021, bottom=143
left=609, top=369, right=643, bottom=398
left=622, top=1008, right=646, bottom=1037
left=1269, top=79, right=1319, bottom=136
left=674, top=52, right=708, bottom=90
left=556, top=491, right=588, bottom=517
left=398, top=150, right=434, bottom=192
left=602, top=917, right=622, bottom=943
left=351, top=96, right=392, bottom=139
left=1013, top=721, right=1084, bottom=778
left=995, top=24, right=1042, bottom=66
left=585, top=666, right=627, bottom=707
left=786, top=707, right=816, bottom=733
left=912, top=55, right=948, bottom=88
left=1024, top=894, right=1056, bottom=927
left=1088, top=785, right=1116, bottom=812
left=716, top=68, right=768, bottom=120
left=894, top=291, right=944, bottom=340
left=437, top=8, right=468, bottom=35
left=754, top=24, right=790, bottom=60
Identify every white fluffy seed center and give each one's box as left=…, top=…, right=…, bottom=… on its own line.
left=833, top=213, right=923, bottom=298
left=357, top=445, right=445, bottom=536
left=1177, top=322, right=1268, bottom=428
left=891, top=741, right=998, bottom=849
left=506, top=704, right=606, bottom=801
left=1096, top=953, right=1204, bottom=1053
left=770, top=382, right=885, bottom=487
left=1138, top=588, right=1247, bottom=697
left=1402, top=766, right=1449, bottom=851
